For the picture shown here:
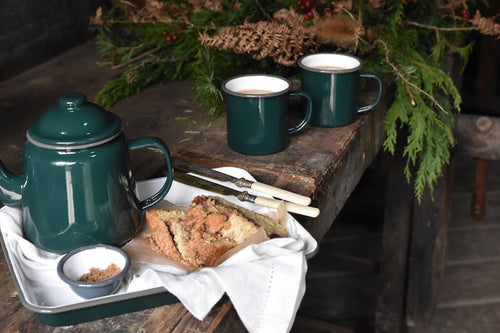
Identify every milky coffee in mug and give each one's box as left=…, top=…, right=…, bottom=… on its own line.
left=299, top=53, right=383, bottom=127
left=222, top=74, right=312, bottom=155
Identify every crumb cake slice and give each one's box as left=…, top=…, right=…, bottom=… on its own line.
left=144, top=195, right=288, bottom=268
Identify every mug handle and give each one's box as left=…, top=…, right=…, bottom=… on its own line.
left=357, top=73, right=383, bottom=113
left=288, top=91, right=312, bottom=134
left=128, top=137, right=174, bottom=210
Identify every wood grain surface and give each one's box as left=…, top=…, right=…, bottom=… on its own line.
left=0, top=40, right=391, bottom=332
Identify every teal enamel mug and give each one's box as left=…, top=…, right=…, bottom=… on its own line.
left=222, top=74, right=312, bottom=155
left=298, top=53, right=383, bottom=127
left=0, top=93, right=174, bottom=253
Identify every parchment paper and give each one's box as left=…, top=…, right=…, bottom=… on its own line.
left=122, top=200, right=288, bottom=273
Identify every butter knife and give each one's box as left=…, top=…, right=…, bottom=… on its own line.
left=173, top=171, right=320, bottom=218
left=173, top=160, right=312, bottom=206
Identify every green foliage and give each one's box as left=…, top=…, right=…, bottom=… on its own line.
left=188, top=47, right=231, bottom=117
left=91, top=0, right=488, bottom=201
left=374, top=37, right=461, bottom=200
left=354, top=1, right=473, bottom=201
left=386, top=0, right=406, bottom=28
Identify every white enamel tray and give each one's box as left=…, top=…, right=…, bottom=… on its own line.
left=0, top=167, right=317, bottom=325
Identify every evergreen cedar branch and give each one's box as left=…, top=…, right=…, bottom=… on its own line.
left=90, top=0, right=500, bottom=201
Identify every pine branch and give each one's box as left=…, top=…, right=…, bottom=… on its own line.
left=90, top=0, right=492, bottom=201
left=376, top=39, right=449, bottom=115
left=406, top=20, right=477, bottom=31
left=111, top=45, right=166, bottom=70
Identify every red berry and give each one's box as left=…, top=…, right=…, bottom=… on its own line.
left=171, top=34, right=178, bottom=41
left=165, top=35, right=172, bottom=42
left=462, top=8, right=469, bottom=19
left=300, top=4, right=306, bottom=10
left=177, top=29, right=183, bottom=35
left=162, top=30, right=168, bottom=36
left=304, top=0, right=311, bottom=8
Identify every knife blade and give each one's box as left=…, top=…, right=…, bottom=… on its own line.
left=173, top=160, right=312, bottom=206
left=173, top=171, right=320, bottom=218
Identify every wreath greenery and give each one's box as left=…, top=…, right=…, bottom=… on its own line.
left=90, top=0, right=500, bottom=200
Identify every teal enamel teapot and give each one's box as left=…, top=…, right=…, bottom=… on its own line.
left=0, top=93, right=174, bottom=253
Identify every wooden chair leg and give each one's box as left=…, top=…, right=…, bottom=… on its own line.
left=472, top=158, right=488, bottom=221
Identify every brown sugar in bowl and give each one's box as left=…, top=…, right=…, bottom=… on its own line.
left=79, top=263, right=122, bottom=282
left=57, top=244, right=130, bottom=299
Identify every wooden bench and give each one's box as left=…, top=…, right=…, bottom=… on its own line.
left=0, top=39, right=449, bottom=332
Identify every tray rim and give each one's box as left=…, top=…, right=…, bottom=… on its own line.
left=0, top=229, right=171, bottom=314
left=0, top=168, right=317, bottom=316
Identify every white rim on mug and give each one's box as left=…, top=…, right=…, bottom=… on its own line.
left=298, top=53, right=362, bottom=74
left=222, top=74, right=291, bottom=98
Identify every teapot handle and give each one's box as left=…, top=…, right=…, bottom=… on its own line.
left=128, top=137, right=174, bottom=210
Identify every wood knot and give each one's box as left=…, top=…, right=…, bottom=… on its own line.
left=475, top=116, right=493, bottom=134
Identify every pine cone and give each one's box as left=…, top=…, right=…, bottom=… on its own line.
left=470, top=10, right=500, bottom=39
left=199, top=10, right=317, bottom=66
left=313, top=16, right=364, bottom=48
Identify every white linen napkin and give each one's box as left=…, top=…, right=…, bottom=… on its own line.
left=127, top=237, right=308, bottom=333
left=0, top=208, right=62, bottom=283
left=0, top=167, right=317, bottom=333
left=1, top=206, right=312, bottom=332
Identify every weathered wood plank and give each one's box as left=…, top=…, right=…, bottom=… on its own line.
left=472, top=158, right=488, bottom=221
left=313, top=235, right=382, bottom=271
left=449, top=192, right=500, bottom=227
left=1, top=39, right=393, bottom=332
left=293, top=316, right=355, bottom=333
left=299, top=273, right=378, bottom=321
left=175, top=82, right=392, bottom=242
left=405, top=159, right=454, bottom=327
left=374, top=147, right=414, bottom=333
left=437, top=261, right=500, bottom=308
left=446, top=226, right=500, bottom=263
left=408, top=303, right=500, bottom=333
left=173, top=298, right=245, bottom=333
left=0, top=41, right=242, bottom=333
left=213, top=304, right=248, bottom=333
left=455, top=114, right=500, bottom=160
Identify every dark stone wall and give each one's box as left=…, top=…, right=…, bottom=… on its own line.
left=0, top=0, right=108, bottom=81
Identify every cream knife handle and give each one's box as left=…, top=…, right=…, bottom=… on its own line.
left=253, top=197, right=320, bottom=218
left=251, top=182, right=312, bottom=206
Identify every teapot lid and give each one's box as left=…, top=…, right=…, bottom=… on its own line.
left=27, top=93, right=121, bottom=149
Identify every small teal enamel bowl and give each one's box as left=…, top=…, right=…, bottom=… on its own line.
left=57, top=244, right=130, bottom=299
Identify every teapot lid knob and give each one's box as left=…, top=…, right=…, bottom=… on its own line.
left=27, top=93, right=121, bottom=149
left=59, top=93, right=86, bottom=109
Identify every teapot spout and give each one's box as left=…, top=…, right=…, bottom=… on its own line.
left=0, top=161, right=24, bottom=207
